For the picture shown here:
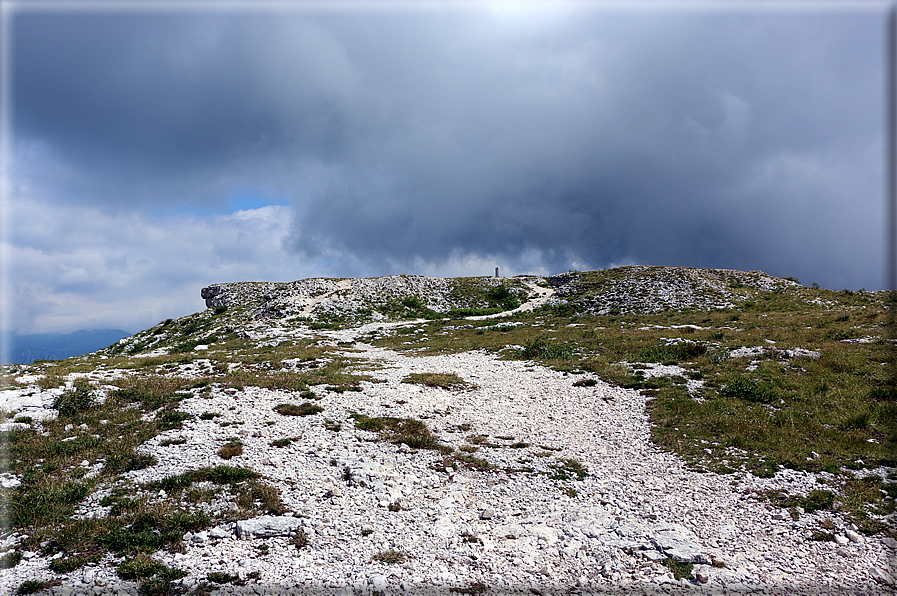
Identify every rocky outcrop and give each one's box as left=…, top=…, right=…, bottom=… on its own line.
left=545, top=266, right=802, bottom=315
left=200, top=275, right=531, bottom=322
left=200, top=285, right=224, bottom=308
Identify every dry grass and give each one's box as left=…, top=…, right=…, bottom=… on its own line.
left=401, top=372, right=475, bottom=390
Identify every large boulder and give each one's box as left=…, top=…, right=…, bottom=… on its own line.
left=201, top=285, right=224, bottom=308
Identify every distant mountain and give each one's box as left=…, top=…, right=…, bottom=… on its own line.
left=7, top=328, right=131, bottom=364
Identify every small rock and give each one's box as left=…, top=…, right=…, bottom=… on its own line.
left=236, top=515, right=304, bottom=539
left=480, top=508, right=495, bottom=520
left=695, top=565, right=710, bottom=584
left=530, top=524, right=560, bottom=544
left=833, top=534, right=849, bottom=546
left=871, top=566, right=895, bottom=585
left=434, top=516, right=455, bottom=538
left=782, top=348, right=820, bottom=359
left=371, top=574, right=387, bottom=591
left=652, top=526, right=709, bottom=564
left=81, top=567, right=96, bottom=583
left=640, top=549, right=667, bottom=562
left=836, top=547, right=850, bottom=557
left=209, top=526, right=231, bottom=539
left=844, top=530, right=862, bottom=543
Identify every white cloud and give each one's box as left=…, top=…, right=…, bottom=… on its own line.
left=9, top=199, right=308, bottom=334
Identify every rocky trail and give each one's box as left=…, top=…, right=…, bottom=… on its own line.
left=1, top=268, right=894, bottom=595
left=2, top=335, right=893, bottom=595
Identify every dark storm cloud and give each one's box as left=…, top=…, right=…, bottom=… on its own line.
left=290, top=11, right=884, bottom=287
left=13, top=7, right=886, bottom=291
left=15, top=12, right=365, bottom=208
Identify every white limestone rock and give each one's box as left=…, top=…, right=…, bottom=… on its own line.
left=235, top=516, right=304, bottom=539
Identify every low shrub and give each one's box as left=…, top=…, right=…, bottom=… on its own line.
left=350, top=413, right=448, bottom=452
left=274, top=403, right=323, bottom=416
left=721, top=376, right=777, bottom=404
left=217, top=439, right=243, bottom=460
left=117, top=554, right=165, bottom=579
left=53, top=381, right=94, bottom=417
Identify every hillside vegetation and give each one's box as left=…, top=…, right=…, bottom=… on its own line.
left=0, top=266, right=893, bottom=594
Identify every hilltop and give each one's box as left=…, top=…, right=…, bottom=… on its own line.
left=113, top=267, right=803, bottom=358
left=0, top=266, right=893, bottom=595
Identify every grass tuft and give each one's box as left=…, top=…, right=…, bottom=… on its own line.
left=401, top=372, right=473, bottom=390
left=664, top=558, right=694, bottom=580
left=0, top=550, right=22, bottom=569
left=117, top=554, right=165, bottom=579
left=53, top=380, right=95, bottom=416
left=217, top=438, right=243, bottom=460
left=274, top=402, right=323, bottom=416
left=371, top=549, right=407, bottom=564
left=350, top=413, right=449, bottom=452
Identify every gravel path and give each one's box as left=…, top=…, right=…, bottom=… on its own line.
left=4, top=337, right=892, bottom=596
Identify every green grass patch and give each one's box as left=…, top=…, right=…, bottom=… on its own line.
left=207, top=571, right=242, bottom=584
left=53, top=380, right=95, bottom=416
left=16, top=580, right=60, bottom=595
left=664, top=557, right=694, bottom=580
left=274, top=402, right=323, bottom=416
left=401, top=372, right=473, bottom=390
left=0, top=549, right=22, bottom=569
left=117, top=554, right=165, bottom=579
left=350, top=413, right=450, bottom=452
left=217, top=438, right=243, bottom=459
left=145, top=465, right=261, bottom=492
left=548, top=457, right=588, bottom=481
left=520, top=337, right=573, bottom=360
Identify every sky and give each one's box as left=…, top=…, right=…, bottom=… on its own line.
left=1, top=0, right=892, bottom=338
